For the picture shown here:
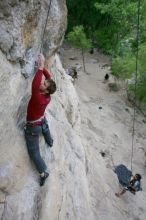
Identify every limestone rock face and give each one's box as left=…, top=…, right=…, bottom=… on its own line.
left=0, top=1, right=93, bottom=220
left=0, top=49, right=91, bottom=219
left=0, top=0, right=67, bottom=77
left=0, top=1, right=87, bottom=220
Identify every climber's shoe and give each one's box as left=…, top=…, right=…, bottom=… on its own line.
left=40, top=172, right=49, bottom=186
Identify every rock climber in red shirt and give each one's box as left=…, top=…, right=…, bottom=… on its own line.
left=24, top=54, right=56, bottom=186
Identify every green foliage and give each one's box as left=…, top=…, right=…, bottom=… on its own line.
left=140, top=0, right=146, bottom=42
left=112, top=55, right=135, bottom=79
left=138, top=43, right=146, bottom=74
left=116, top=37, right=135, bottom=56
left=67, top=25, right=92, bottom=51
left=66, top=0, right=146, bottom=106
left=129, top=79, right=146, bottom=104
left=133, top=43, right=146, bottom=103
left=94, top=0, right=138, bottom=54
left=112, top=43, right=146, bottom=104
left=93, top=27, right=118, bottom=54
left=66, top=0, right=99, bottom=37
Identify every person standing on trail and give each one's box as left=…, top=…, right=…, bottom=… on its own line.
left=24, top=54, right=56, bottom=186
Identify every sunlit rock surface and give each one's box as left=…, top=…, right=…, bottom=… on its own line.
left=0, top=1, right=146, bottom=220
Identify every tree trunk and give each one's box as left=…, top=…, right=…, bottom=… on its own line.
left=82, top=48, right=86, bottom=72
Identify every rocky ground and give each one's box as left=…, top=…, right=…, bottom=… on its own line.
left=62, top=45, right=146, bottom=220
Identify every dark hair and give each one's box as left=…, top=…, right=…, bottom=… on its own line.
left=135, top=174, right=142, bottom=181
left=46, top=79, right=56, bottom=95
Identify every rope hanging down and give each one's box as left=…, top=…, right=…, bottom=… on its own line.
left=130, top=0, right=141, bottom=172
left=40, top=0, right=52, bottom=52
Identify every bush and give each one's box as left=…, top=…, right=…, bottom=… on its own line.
left=111, top=54, right=135, bottom=80
left=67, top=25, right=92, bottom=51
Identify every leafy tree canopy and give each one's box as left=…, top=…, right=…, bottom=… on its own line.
left=67, top=25, right=92, bottom=51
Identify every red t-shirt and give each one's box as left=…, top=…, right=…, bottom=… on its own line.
left=26, top=68, right=51, bottom=121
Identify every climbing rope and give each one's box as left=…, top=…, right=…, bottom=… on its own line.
left=130, top=0, right=141, bottom=172
left=40, top=0, right=52, bottom=52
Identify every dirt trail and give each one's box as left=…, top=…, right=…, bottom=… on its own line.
left=63, top=45, right=146, bottom=220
